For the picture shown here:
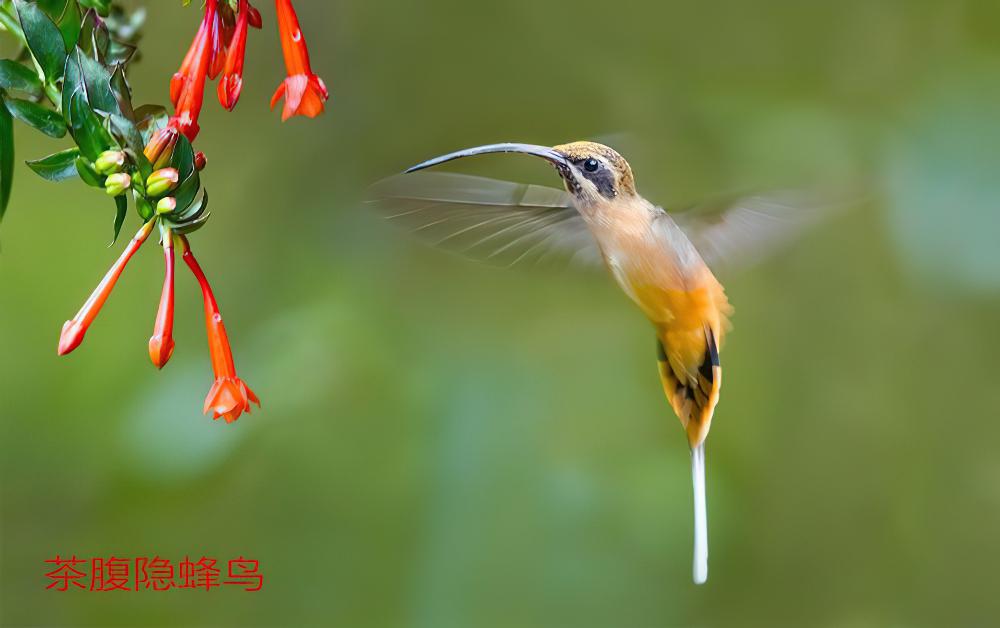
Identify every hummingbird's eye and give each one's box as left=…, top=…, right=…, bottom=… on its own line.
left=583, top=158, right=600, bottom=172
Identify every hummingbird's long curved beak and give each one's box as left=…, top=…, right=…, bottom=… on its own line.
left=404, top=143, right=571, bottom=173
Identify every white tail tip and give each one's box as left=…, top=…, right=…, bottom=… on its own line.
left=691, top=442, right=708, bottom=584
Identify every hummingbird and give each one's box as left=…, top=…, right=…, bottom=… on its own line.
left=371, top=141, right=837, bottom=584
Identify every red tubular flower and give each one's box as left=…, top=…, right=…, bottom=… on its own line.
left=58, top=221, right=156, bottom=356
left=209, top=0, right=228, bottom=80
left=271, top=0, right=329, bottom=121
left=170, top=20, right=205, bottom=108
left=178, top=235, right=260, bottom=423
left=218, top=0, right=253, bottom=111
left=171, top=0, right=216, bottom=107
left=148, top=230, right=176, bottom=369
left=169, top=0, right=221, bottom=141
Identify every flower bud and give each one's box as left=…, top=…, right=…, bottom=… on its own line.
left=104, top=173, right=132, bottom=196
left=248, top=5, right=262, bottom=29
left=146, top=168, right=180, bottom=197
left=58, top=320, right=86, bottom=356
left=149, top=234, right=176, bottom=369
left=148, top=333, right=176, bottom=369
left=143, top=127, right=179, bottom=170
left=94, top=150, right=126, bottom=175
left=156, top=197, right=177, bottom=215
left=194, top=151, right=207, bottom=171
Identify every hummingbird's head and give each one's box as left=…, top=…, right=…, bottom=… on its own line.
left=404, top=141, right=636, bottom=206
left=550, top=141, right=636, bottom=203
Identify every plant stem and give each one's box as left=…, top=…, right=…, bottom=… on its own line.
left=0, top=4, right=26, bottom=48
left=43, top=82, right=59, bottom=107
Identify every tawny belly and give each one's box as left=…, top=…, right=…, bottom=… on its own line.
left=637, top=282, right=728, bottom=372
left=599, top=231, right=731, bottom=364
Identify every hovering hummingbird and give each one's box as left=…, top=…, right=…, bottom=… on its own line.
left=371, top=141, right=838, bottom=584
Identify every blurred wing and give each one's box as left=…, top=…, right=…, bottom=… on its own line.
left=368, top=172, right=602, bottom=268
left=669, top=190, right=853, bottom=274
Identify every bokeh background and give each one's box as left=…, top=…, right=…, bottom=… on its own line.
left=3, top=0, right=1000, bottom=626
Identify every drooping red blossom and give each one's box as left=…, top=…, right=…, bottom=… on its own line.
left=169, top=26, right=201, bottom=108
left=169, top=0, right=221, bottom=141
left=218, top=0, right=254, bottom=111
left=178, top=235, right=260, bottom=423
left=271, top=0, right=329, bottom=121
left=148, top=230, right=176, bottom=369
left=213, top=0, right=233, bottom=80
left=58, top=221, right=156, bottom=356
left=170, top=0, right=215, bottom=107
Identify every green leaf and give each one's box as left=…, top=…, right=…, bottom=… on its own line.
left=109, top=64, right=134, bottom=120
left=76, top=8, right=132, bottom=66
left=13, top=0, right=68, bottom=84
left=111, top=193, right=126, bottom=244
left=0, top=92, right=13, bottom=221
left=4, top=97, right=66, bottom=138
left=68, top=91, right=113, bottom=159
left=33, top=1, right=82, bottom=48
left=173, top=214, right=210, bottom=235
left=77, top=0, right=112, bottom=18
left=78, top=50, right=118, bottom=114
left=134, top=192, right=153, bottom=220
left=0, top=60, right=43, bottom=97
left=61, top=47, right=121, bottom=130
left=174, top=189, right=208, bottom=222
left=34, top=0, right=68, bottom=15
left=106, top=41, right=136, bottom=67
left=26, top=147, right=80, bottom=181
left=108, top=113, right=150, bottom=178
left=76, top=9, right=108, bottom=61
left=166, top=133, right=201, bottom=211
left=170, top=133, right=197, bottom=183
left=107, top=113, right=141, bottom=152
left=56, top=0, right=81, bottom=50
left=61, top=47, right=84, bottom=121
left=74, top=155, right=104, bottom=187
left=172, top=169, right=201, bottom=212
left=169, top=189, right=210, bottom=236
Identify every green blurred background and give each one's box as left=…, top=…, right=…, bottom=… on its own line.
left=3, top=0, right=1000, bottom=626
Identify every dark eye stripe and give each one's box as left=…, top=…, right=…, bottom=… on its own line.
left=583, top=169, right=617, bottom=199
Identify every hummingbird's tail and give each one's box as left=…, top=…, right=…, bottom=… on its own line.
left=691, top=441, right=708, bottom=585
left=655, top=327, right=722, bottom=449
left=655, top=326, right=720, bottom=584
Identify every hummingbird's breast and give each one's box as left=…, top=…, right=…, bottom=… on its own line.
left=586, top=201, right=731, bottom=342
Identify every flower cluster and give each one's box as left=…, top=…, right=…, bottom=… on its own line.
left=171, top=0, right=328, bottom=140
left=0, top=1, right=327, bottom=423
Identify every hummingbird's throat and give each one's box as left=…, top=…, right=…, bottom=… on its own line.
left=557, top=166, right=582, bottom=197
